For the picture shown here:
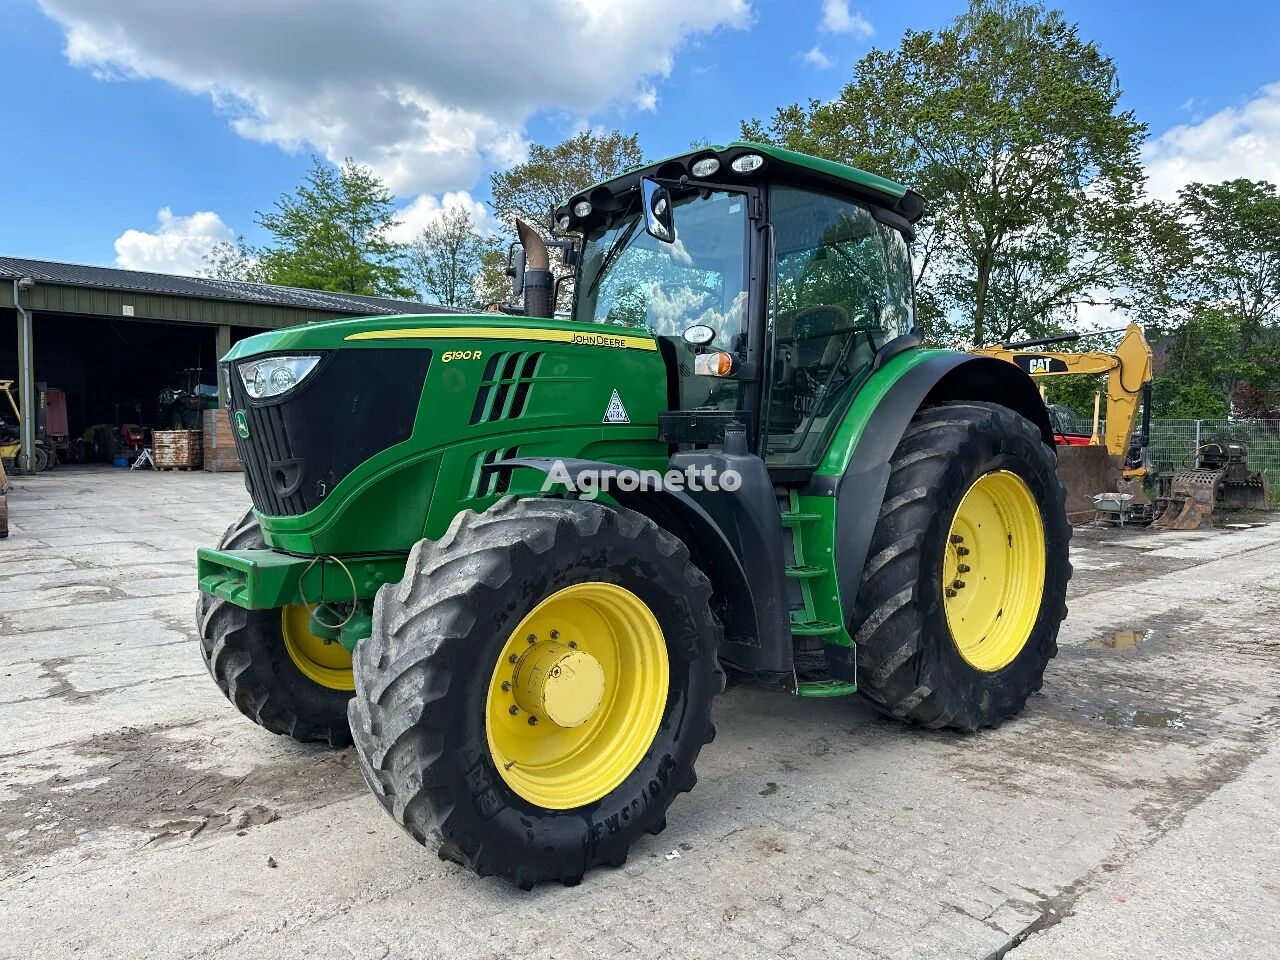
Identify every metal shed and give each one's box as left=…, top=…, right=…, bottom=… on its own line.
left=1, top=257, right=452, bottom=472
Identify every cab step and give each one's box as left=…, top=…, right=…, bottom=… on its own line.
left=795, top=679, right=858, bottom=698
left=784, top=564, right=826, bottom=579
left=780, top=511, right=821, bottom=527
left=788, top=615, right=842, bottom=637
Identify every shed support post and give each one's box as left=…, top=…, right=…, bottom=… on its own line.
left=216, top=325, right=232, bottom=407
left=14, top=282, right=37, bottom=475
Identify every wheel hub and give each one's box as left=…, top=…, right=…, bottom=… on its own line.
left=512, top=640, right=606, bottom=728
left=941, top=470, right=1046, bottom=673
left=485, top=581, right=669, bottom=810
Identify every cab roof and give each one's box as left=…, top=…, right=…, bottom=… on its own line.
left=556, top=141, right=925, bottom=234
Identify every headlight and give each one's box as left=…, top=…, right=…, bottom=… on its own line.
left=691, top=156, right=721, bottom=177
left=731, top=153, right=765, bottom=174
left=238, top=355, right=321, bottom=400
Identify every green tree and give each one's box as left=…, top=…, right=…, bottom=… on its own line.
left=200, top=236, right=261, bottom=282
left=406, top=206, right=491, bottom=308
left=254, top=157, right=412, bottom=297
left=744, top=0, right=1146, bottom=346
left=490, top=130, right=644, bottom=237
left=474, top=246, right=514, bottom=309
left=490, top=130, right=644, bottom=311
left=1130, top=180, right=1280, bottom=414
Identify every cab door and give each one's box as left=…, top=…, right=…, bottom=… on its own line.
left=764, top=185, right=915, bottom=472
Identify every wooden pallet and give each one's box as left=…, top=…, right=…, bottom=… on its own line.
left=202, top=409, right=244, bottom=472
left=153, top=429, right=204, bottom=470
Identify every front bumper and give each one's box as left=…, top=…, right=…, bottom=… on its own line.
left=197, top=547, right=407, bottom=610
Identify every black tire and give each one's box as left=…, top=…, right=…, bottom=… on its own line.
left=851, top=402, right=1071, bottom=731
left=349, top=496, right=720, bottom=889
left=14, top=446, right=48, bottom=473
left=196, top=509, right=353, bottom=746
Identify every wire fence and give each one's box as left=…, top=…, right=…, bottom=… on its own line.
left=1053, top=413, right=1280, bottom=504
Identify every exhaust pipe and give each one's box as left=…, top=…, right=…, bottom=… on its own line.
left=515, top=218, right=554, bottom=318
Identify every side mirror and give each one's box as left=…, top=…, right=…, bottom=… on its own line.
left=505, top=245, right=526, bottom=299
left=641, top=178, right=677, bottom=245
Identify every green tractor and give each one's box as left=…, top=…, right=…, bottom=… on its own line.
left=197, top=143, right=1070, bottom=888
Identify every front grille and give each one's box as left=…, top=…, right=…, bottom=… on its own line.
left=470, top=351, right=544, bottom=424
left=226, top=348, right=432, bottom=517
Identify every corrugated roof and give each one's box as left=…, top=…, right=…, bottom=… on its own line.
left=0, top=256, right=457, bottom=315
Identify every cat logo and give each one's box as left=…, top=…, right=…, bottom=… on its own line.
left=1015, top=355, right=1068, bottom=375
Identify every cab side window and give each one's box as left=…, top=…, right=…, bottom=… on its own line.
left=766, top=186, right=913, bottom=469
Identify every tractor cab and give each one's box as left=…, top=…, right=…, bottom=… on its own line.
left=557, top=142, right=924, bottom=478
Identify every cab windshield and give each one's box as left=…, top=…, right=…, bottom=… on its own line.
left=574, top=189, right=749, bottom=356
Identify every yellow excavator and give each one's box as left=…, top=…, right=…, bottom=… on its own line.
left=975, top=324, right=1267, bottom=525
left=972, top=323, right=1153, bottom=519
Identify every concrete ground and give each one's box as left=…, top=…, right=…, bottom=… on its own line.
left=1, top=467, right=1278, bottom=960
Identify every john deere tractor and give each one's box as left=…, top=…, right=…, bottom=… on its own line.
left=197, top=143, right=1069, bottom=888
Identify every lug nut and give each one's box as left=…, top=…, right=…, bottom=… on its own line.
left=550, top=630, right=560, bottom=639
left=527, top=716, right=538, bottom=726
left=952, top=580, right=966, bottom=590
left=945, top=588, right=957, bottom=598
left=508, top=705, right=519, bottom=715
left=501, top=681, right=511, bottom=692
left=958, top=564, right=971, bottom=573
left=527, top=634, right=537, bottom=644
left=956, top=547, right=970, bottom=556
left=508, top=654, right=518, bottom=663
left=950, top=534, right=964, bottom=544
left=568, top=641, right=578, bottom=649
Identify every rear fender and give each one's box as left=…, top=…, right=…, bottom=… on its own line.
left=808, top=353, right=1052, bottom=634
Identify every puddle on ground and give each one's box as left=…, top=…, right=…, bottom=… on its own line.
left=1088, top=629, right=1166, bottom=650
left=1077, top=701, right=1188, bottom=730
left=1090, top=632, right=1152, bottom=655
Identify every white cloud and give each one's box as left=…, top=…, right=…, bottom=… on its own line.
left=802, top=45, right=834, bottom=69
left=820, top=0, right=873, bottom=38
left=387, top=191, right=497, bottom=244
left=38, top=0, right=752, bottom=196
left=113, top=207, right=234, bottom=275
left=1143, top=82, right=1280, bottom=201
left=633, top=84, right=659, bottom=113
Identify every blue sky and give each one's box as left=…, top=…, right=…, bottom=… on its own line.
left=2, top=0, right=1279, bottom=275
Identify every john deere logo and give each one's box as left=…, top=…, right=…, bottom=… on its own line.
left=234, top=410, right=250, bottom=439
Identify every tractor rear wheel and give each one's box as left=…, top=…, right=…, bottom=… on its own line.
left=196, top=509, right=354, bottom=746
left=349, top=497, right=719, bottom=889
left=851, top=402, right=1070, bottom=731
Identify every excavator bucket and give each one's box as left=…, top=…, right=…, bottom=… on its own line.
left=1218, top=472, right=1269, bottom=510
left=1055, top=446, right=1122, bottom=522
left=1151, top=496, right=1207, bottom=531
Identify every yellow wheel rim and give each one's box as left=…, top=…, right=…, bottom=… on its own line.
left=486, top=582, right=669, bottom=810
left=942, top=470, right=1046, bottom=673
left=281, top=604, right=355, bottom=691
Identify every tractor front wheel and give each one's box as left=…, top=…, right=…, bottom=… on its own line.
left=196, top=510, right=354, bottom=746
left=349, top=497, right=719, bottom=889
left=851, top=402, right=1070, bottom=731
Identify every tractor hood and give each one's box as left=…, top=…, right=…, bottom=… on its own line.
left=218, top=312, right=668, bottom=556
